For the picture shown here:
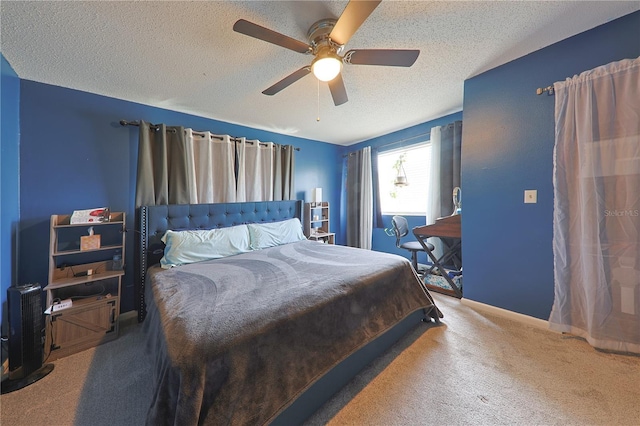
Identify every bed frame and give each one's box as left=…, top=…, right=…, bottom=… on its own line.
left=135, top=200, right=437, bottom=424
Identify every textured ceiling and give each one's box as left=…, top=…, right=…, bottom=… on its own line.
left=2, top=1, right=639, bottom=145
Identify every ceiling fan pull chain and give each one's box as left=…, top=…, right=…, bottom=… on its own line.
left=317, top=79, right=321, bottom=122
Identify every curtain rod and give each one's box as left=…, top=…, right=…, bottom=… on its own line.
left=376, top=131, right=431, bottom=150
left=120, top=119, right=177, bottom=133
left=342, top=130, right=431, bottom=157
left=119, top=120, right=299, bottom=150
left=536, top=85, right=555, bottom=96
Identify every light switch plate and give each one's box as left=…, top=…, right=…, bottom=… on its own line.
left=524, top=190, right=537, bottom=204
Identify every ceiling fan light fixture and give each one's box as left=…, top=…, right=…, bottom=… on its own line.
left=235, top=2, right=419, bottom=105
left=311, top=54, right=342, bottom=82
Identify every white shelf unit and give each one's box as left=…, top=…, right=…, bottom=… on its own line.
left=304, top=202, right=335, bottom=244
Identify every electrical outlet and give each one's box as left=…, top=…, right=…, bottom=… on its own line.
left=524, top=190, right=537, bottom=204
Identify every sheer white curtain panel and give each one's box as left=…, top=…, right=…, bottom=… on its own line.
left=236, top=139, right=274, bottom=202
left=549, top=57, right=640, bottom=354
left=360, top=147, right=373, bottom=249
left=185, top=129, right=236, bottom=203
left=426, top=126, right=443, bottom=257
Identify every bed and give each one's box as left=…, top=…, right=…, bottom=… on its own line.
left=136, top=200, right=441, bottom=425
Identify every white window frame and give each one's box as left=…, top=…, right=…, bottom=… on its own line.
left=377, top=142, right=431, bottom=216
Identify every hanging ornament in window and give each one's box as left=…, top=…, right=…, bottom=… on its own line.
left=393, top=153, right=409, bottom=187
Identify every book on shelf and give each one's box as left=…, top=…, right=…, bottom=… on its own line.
left=70, top=207, right=110, bottom=224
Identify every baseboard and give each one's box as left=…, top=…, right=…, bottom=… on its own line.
left=460, top=298, right=552, bottom=331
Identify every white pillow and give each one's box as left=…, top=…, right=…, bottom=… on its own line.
left=247, top=218, right=306, bottom=250
left=160, top=224, right=251, bottom=268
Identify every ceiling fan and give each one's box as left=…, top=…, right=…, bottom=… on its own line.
left=233, top=0, right=419, bottom=106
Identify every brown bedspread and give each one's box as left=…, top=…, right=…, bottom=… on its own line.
left=143, top=240, right=437, bottom=425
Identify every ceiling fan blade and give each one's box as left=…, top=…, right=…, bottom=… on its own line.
left=262, top=67, right=311, bottom=96
left=328, top=73, right=348, bottom=106
left=233, top=19, right=311, bottom=54
left=329, top=0, right=381, bottom=46
left=344, top=49, right=420, bottom=67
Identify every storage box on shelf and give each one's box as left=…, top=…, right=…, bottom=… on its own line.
left=45, top=212, right=125, bottom=360
left=303, top=202, right=335, bottom=244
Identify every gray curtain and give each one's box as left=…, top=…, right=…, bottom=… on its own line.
left=346, top=147, right=373, bottom=249
left=273, top=144, right=296, bottom=201
left=371, top=150, right=384, bottom=228
left=135, top=121, right=192, bottom=207
left=437, top=120, right=462, bottom=216
left=426, top=120, right=462, bottom=265
left=237, top=140, right=274, bottom=202
left=135, top=120, right=296, bottom=206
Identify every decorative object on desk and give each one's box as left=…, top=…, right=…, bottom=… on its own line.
left=312, top=188, right=322, bottom=205
left=80, top=227, right=101, bottom=251
left=393, top=152, right=408, bottom=187
left=70, top=207, right=110, bottom=224
left=452, top=186, right=462, bottom=215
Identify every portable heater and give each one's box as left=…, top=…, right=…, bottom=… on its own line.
left=1, top=284, right=54, bottom=394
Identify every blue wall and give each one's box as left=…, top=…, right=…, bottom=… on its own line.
left=18, top=81, right=341, bottom=312
left=6, top=10, right=640, bottom=323
left=337, top=112, right=463, bottom=257
left=1, top=54, right=21, bottom=329
left=461, top=11, right=640, bottom=319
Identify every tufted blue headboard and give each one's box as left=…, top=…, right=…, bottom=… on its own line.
left=135, top=200, right=303, bottom=322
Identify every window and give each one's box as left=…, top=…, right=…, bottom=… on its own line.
left=377, top=142, right=431, bottom=215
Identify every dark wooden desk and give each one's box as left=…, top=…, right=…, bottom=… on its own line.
left=413, top=215, right=462, bottom=298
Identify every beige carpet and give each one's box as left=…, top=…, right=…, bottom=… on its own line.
left=2, top=293, right=639, bottom=425
left=308, top=294, right=640, bottom=425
